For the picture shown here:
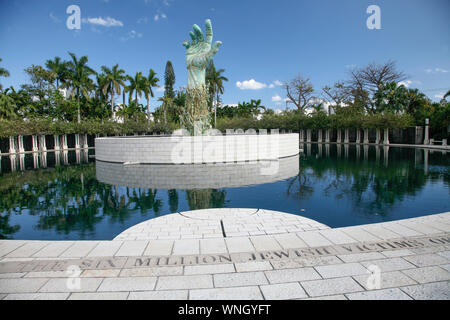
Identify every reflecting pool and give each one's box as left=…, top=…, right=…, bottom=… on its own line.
left=0, top=144, right=449, bottom=240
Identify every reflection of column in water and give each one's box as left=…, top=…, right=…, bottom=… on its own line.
left=10, top=155, right=17, bottom=172
left=19, top=154, right=25, bottom=171
left=318, top=143, right=322, bottom=157
left=55, top=151, right=61, bottom=166
left=325, top=144, right=330, bottom=157
left=39, top=152, right=48, bottom=168
left=75, top=150, right=81, bottom=164
left=424, top=149, right=428, bottom=174
left=375, top=146, right=380, bottom=162
left=82, top=149, right=89, bottom=163
left=414, top=148, right=422, bottom=168
left=344, top=144, right=349, bottom=158
left=356, top=145, right=361, bottom=159
left=383, top=146, right=389, bottom=167
left=363, top=145, right=369, bottom=160
left=337, top=144, right=341, bottom=158
left=306, top=143, right=311, bottom=156
left=33, top=153, right=39, bottom=169
left=62, top=151, right=69, bottom=165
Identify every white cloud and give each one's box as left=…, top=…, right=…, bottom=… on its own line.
left=156, top=86, right=165, bottom=92
left=120, top=30, right=143, bottom=41
left=435, top=93, right=444, bottom=99
left=425, top=67, right=448, bottom=74
left=137, top=17, right=149, bottom=24
left=154, top=13, right=167, bottom=21
left=82, top=16, right=124, bottom=27
left=236, top=79, right=267, bottom=90
left=268, top=80, right=283, bottom=88
left=398, top=80, right=412, bottom=87
left=272, top=95, right=282, bottom=102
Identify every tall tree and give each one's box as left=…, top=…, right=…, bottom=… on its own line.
left=164, top=61, right=175, bottom=99
left=126, top=72, right=145, bottom=105
left=67, top=52, right=96, bottom=123
left=284, top=74, right=315, bottom=113
left=142, top=69, right=160, bottom=123
left=45, top=57, right=69, bottom=89
left=0, top=58, right=10, bottom=92
left=102, top=64, right=126, bottom=116
left=206, top=63, right=228, bottom=126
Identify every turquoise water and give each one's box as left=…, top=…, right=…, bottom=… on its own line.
left=0, top=145, right=449, bottom=240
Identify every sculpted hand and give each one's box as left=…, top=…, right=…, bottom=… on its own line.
left=183, top=19, right=222, bottom=88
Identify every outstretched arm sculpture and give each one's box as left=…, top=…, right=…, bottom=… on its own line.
left=183, top=19, right=222, bottom=89
left=181, top=19, right=222, bottom=135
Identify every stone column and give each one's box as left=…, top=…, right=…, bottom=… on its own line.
left=443, top=139, right=447, bottom=146
left=423, top=118, right=430, bottom=145
left=39, top=135, right=47, bottom=152
left=336, top=129, right=342, bottom=143
left=75, top=134, right=81, bottom=149
left=363, top=129, right=369, bottom=144
left=317, top=130, right=322, bottom=143
left=17, top=136, right=25, bottom=153
left=356, top=130, right=361, bottom=144
left=62, top=134, right=68, bottom=150
left=306, top=129, right=312, bottom=143
left=325, top=129, right=330, bottom=143
left=83, top=134, right=89, bottom=149
left=375, top=129, right=381, bottom=144
left=383, top=129, right=389, bottom=145
left=299, top=130, right=305, bottom=143
left=54, top=135, right=61, bottom=152
left=32, top=135, right=39, bottom=152
left=344, top=129, right=349, bottom=144
left=9, top=137, right=17, bottom=154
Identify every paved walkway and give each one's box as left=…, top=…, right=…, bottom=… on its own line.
left=0, top=209, right=449, bottom=300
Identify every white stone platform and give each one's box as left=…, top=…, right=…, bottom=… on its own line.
left=0, top=209, right=449, bottom=300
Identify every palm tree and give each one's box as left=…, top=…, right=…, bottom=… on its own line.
left=206, top=63, right=228, bottom=127
left=102, top=64, right=126, bottom=116
left=0, top=58, right=10, bottom=92
left=66, top=52, right=96, bottom=123
left=126, top=72, right=145, bottom=105
left=45, top=57, right=69, bottom=89
left=142, top=69, right=160, bottom=123
left=157, top=95, right=173, bottom=124
left=444, top=90, right=450, bottom=100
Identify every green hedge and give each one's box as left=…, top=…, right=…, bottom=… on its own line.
left=216, top=113, right=414, bottom=132
left=0, top=119, right=178, bottom=138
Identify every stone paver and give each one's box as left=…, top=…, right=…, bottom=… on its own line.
left=260, top=282, right=307, bottom=300
left=265, top=268, right=321, bottom=284
left=156, top=275, right=213, bottom=290
left=353, top=271, right=417, bottom=290
left=184, top=264, right=235, bottom=275
left=189, top=286, right=263, bottom=300
left=301, top=277, right=364, bottom=297
left=400, top=281, right=450, bottom=300
left=0, top=278, right=49, bottom=293
left=214, top=272, right=268, bottom=287
left=403, top=253, right=449, bottom=267
left=98, top=277, right=156, bottom=292
left=401, top=266, right=450, bottom=283
left=69, top=292, right=129, bottom=300
left=39, top=278, right=102, bottom=293
left=4, top=293, right=70, bottom=300
left=128, top=290, right=188, bottom=300
left=315, top=263, right=368, bottom=278
left=346, top=288, right=412, bottom=300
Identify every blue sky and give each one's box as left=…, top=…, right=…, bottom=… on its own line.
left=0, top=0, right=449, bottom=112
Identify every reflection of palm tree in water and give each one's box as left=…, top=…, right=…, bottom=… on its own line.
left=186, top=189, right=227, bottom=210
left=168, top=190, right=179, bottom=212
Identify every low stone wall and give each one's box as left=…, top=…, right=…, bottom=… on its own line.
left=95, top=155, right=299, bottom=189
left=95, top=133, right=299, bottom=164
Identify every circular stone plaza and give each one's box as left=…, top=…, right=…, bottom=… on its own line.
left=1, top=208, right=449, bottom=300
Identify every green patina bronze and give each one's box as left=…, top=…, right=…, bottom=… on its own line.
left=181, top=19, right=222, bottom=135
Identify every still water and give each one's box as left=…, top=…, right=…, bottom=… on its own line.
left=0, top=144, right=449, bottom=240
